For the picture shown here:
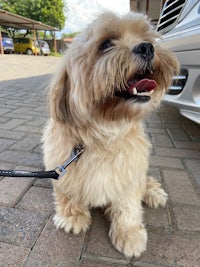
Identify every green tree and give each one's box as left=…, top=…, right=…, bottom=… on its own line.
left=62, top=32, right=79, bottom=39
left=0, top=0, right=66, bottom=30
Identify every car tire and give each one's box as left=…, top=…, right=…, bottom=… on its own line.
left=26, top=48, right=33, bottom=55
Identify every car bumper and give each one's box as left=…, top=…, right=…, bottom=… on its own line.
left=163, top=49, right=200, bottom=124
left=3, top=47, right=14, bottom=52
left=41, top=48, right=50, bottom=55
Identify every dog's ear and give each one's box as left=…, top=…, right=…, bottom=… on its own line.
left=49, top=63, right=71, bottom=122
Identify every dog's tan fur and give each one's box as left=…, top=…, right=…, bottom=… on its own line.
left=43, top=12, right=179, bottom=257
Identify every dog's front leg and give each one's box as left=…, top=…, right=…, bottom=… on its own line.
left=52, top=187, right=91, bottom=234
left=107, top=196, right=147, bottom=258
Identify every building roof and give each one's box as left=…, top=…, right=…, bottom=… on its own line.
left=0, top=9, right=57, bottom=31
left=63, top=37, right=73, bottom=43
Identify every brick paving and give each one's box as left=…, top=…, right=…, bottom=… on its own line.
left=0, top=55, right=200, bottom=267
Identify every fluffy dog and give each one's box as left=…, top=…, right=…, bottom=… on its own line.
left=43, top=12, right=179, bottom=258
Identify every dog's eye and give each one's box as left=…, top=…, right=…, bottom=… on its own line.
left=99, top=39, right=114, bottom=52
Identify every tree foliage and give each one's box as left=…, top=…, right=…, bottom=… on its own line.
left=0, top=0, right=66, bottom=30
left=62, top=32, right=79, bottom=39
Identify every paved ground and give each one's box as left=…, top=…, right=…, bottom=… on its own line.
left=0, top=54, right=200, bottom=267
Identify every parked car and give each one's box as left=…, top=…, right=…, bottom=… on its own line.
left=38, top=40, right=50, bottom=56
left=157, top=0, right=200, bottom=124
left=13, top=37, right=40, bottom=55
left=0, top=31, right=14, bottom=54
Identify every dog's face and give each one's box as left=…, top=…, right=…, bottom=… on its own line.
left=50, top=12, right=179, bottom=124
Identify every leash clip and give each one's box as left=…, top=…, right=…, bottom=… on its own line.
left=54, top=145, right=84, bottom=179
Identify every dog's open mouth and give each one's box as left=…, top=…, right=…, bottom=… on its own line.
left=115, top=76, right=157, bottom=103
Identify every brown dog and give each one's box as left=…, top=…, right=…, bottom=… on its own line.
left=43, top=12, right=179, bottom=257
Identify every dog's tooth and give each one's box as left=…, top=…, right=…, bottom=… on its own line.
left=137, top=91, right=144, bottom=96
left=137, top=91, right=151, bottom=96
left=150, top=69, right=153, bottom=74
left=132, top=87, right=137, bottom=95
left=149, top=90, right=154, bottom=95
left=141, top=92, right=147, bottom=96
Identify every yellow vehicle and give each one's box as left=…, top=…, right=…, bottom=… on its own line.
left=13, top=38, right=40, bottom=55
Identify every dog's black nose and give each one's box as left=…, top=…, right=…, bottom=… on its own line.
left=133, top=42, right=154, bottom=60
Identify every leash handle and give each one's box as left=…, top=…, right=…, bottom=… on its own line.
left=0, top=169, right=59, bottom=179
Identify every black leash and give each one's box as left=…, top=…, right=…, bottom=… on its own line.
left=0, top=145, right=84, bottom=180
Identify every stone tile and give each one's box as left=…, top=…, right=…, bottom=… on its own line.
left=183, top=124, right=200, bottom=136
left=10, top=134, right=40, bottom=152
left=162, top=169, right=200, bottom=206
left=34, top=178, right=53, bottom=188
left=25, top=117, right=46, bottom=127
left=173, top=205, right=200, bottom=232
left=146, top=112, right=162, bottom=123
left=148, top=167, right=161, bottom=181
left=0, top=177, right=34, bottom=207
left=192, top=136, right=200, bottom=142
left=145, top=128, right=166, bottom=134
left=0, top=162, right=14, bottom=169
left=156, top=147, right=200, bottom=158
left=160, top=110, right=188, bottom=123
left=0, top=118, right=26, bottom=130
left=16, top=186, right=54, bottom=213
left=168, top=128, right=191, bottom=142
left=0, top=107, right=11, bottom=115
left=175, top=141, right=200, bottom=150
left=0, top=129, right=26, bottom=140
left=33, top=143, right=43, bottom=154
left=136, top=232, right=200, bottom=267
left=4, top=112, right=34, bottom=121
left=184, top=159, right=200, bottom=186
left=151, top=133, right=174, bottom=147
left=144, top=206, right=171, bottom=230
left=163, top=123, right=182, bottom=129
left=84, top=209, right=128, bottom=263
left=0, top=138, right=16, bottom=153
left=0, top=242, right=30, bottom=267
left=0, top=117, right=9, bottom=123
left=150, top=155, right=184, bottom=169
left=0, top=150, right=43, bottom=168
left=147, top=122, right=165, bottom=129
left=23, top=216, right=84, bottom=267
left=0, top=207, right=48, bottom=247
left=81, top=259, right=125, bottom=267
left=14, top=125, right=43, bottom=134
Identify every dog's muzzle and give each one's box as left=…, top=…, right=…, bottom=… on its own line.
left=115, top=42, right=157, bottom=103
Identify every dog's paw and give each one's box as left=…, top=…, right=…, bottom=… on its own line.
left=143, top=176, right=168, bottom=208
left=109, top=223, right=147, bottom=258
left=143, top=186, right=168, bottom=208
left=53, top=212, right=91, bottom=234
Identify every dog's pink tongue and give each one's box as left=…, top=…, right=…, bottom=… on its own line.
left=128, top=78, right=157, bottom=92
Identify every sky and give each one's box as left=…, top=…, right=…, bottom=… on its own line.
left=59, top=0, right=130, bottom=37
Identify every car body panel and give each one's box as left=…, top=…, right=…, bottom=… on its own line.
left=0, top=32, right=14, bottom=53
left=38, top=40, right=50, bottom=56
left=13, top=38, right=40, bottom=55
left=157, top=0, right=200, bottom=124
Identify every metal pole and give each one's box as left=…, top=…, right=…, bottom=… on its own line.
left=0, top=30, right=4, bottom=55
left=54, top=31, right=57, bottom=54
left=33, top=27, right=37, bottom=56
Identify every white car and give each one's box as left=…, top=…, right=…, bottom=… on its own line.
left=38, top=40, right=50, bottom=56
left=157, top=0, right=200, bottom=124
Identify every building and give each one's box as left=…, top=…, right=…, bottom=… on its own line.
left=130, top=0, right=167, bottom=25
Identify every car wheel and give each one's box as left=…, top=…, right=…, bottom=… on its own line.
left=26, top=48, right=33, bottom=55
